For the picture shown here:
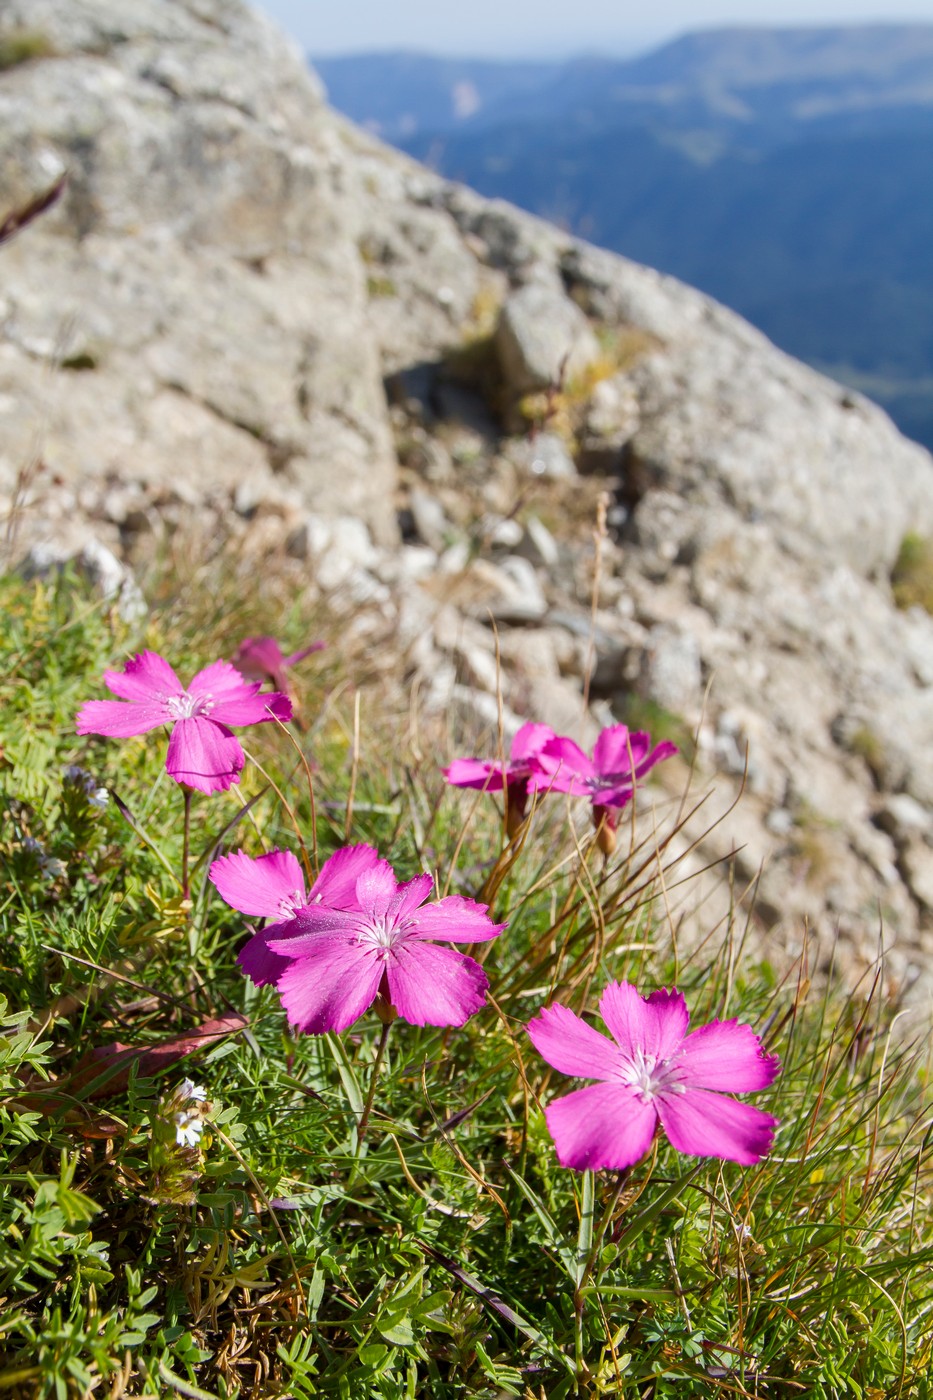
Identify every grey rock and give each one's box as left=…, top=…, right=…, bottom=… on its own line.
left=495, top=282, right=602, bottom=396
left=507, top=432, right=577, bottom=480
left=22, top=533, right=146, bottom=621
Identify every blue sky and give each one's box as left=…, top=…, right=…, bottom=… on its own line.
left=257, top=0, right=933, bottom=57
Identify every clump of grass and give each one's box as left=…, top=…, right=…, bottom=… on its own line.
left=0, top=29, right=55, bottom=69
left=618, top=693, right=696, bottom=765
left=891, top=531, right=933, bottom=613
left=1, top=566, right=932, bottom=1397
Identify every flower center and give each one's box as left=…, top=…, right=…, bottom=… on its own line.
left=167, top=690, right=215, bottom=720
left=277, top=890, right=306, bottom=918
left=356, top=913, right=406, bottom=960
left=618, top=1047, right=685, bottom=1103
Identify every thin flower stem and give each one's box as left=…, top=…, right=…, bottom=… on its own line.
left=181, top=788, right=192, bottom=900
left=356, top=1019, right=392, bottom=1149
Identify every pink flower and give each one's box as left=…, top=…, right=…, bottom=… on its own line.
left=233, top=636, right=323, bottom=694
left=265, top=856, right=506, bottom=1034
left=76, top=650, right=292, bottom=794
left=209, top=843, right=380, bottom=987
left=527, top=981, right=779, bottom=1171
left=538, top=725, right=677, bottom=852
left=443, top=722, right=560, bottom=835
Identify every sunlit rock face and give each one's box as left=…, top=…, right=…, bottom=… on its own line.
left=3, top=0, right=933, bottom=1003
left=0, top=0, right=398, bottom=543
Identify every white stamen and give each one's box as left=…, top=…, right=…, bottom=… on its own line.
left=618, top=1047, right=685, bottom=1102
left=167, top=690, right=215, bottom=720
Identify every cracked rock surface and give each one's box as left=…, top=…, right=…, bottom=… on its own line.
left=4, top=0, right=933, bottom=1010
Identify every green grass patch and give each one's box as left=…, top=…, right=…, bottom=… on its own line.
left=0, top=29, right=55, bottom=70
left=0, top=568, right=931, bottom=1396
left=891, top=531, right=933, bottom=613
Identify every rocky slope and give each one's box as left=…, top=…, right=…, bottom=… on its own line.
left=3, top=0, right=933, bottom=1006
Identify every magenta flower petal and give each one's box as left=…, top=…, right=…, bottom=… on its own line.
left=677, top=1020, right=781, bottom=1092
left=210, top=848, right=306, bottom=918
left=657, top=1089, right=778, bottom=1165
left=411, top=895, right=506, bottom=943
left=312, top=843, right=381, bottom=907
left=237, top=926, right=293, bottom=987
left=528, top=979, right=779, bottom=1172
left=545, top=1082, right=658, bottom=1171
left=284, top=641, right=325, bottom=667
left=591, top=724, right=634, bottom=778
left=387, top=941, right=488, bottom=1026
left=188, top=660, right=292, bottom=727
left=102, top=650, right=184, bottom=703
left=266, top=908, right=359, bottom=954
left=527, top=1003, right=623, bottom=1080
left=165, top=716, right=244, bottom=793
left=535, top=736, right=594, bottom=795
left=264, top=854, right=504, bottom=1032
left=390, top=872, right=436, bottom=922
left=443, top=758, right=505, bottom=791
left=599, top=982, right=689, bottom=1062
left=76, top=698, right=172, bottom=738
left=511, top=722, right=558, bottom=763
left=354, top=861, right=400, bottom=919
left=276, top=934, right=384, bottom=1034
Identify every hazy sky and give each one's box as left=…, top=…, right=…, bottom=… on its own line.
left=257, top=0, right=933, bottom=57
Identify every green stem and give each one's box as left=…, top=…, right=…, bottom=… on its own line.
left=356, top=1019, right=392, bottom=1148
left=181, top=787, right=192, bottom=900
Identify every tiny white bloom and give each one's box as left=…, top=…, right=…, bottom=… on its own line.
left=175, top=1112, right=205, bottom=1149
left=179, top=1079, right=207, bottom=1103
left=90, top=787, right=110, bottom=809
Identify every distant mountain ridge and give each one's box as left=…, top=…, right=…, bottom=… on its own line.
left=316, top=26, right=933, bottom=448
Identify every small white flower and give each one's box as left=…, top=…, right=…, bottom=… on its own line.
left=90, top=787, right=110, bottom=809
left=179, top=1079, right=207, bottom=1103
left=175, top=1114, right=205, bottom=1149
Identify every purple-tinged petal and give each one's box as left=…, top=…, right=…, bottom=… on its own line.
left=511, top=722, right=558, bottom=765
left=592, top=725, right=635, bottom=782
left=536, top=736, right=595, bottom=794
left=544, top=1082, right=657, bottom=1171
left=189, top=661, right=292, bottom=726
left=165, top=717, right=244, bottom=793
left=275, top=935, right=383, bottom=1033
left=267, top=908, right=359, bottom=954
left=237, top=929, right=291, bottom=987
left=103, top=651, right=184, bottom=703
left=656, top=1088, right=778, bottom=1165
left=234, top=638, right=285, bottom=680
left=632, top=738, right=678, bottom=780
left=588, top=783, right=635, bottom=810
left=354, top=861, right=400, bottom=919
left=76, top=698, right=172, bottom=738
left=599, top=982, right=689, bottom=1062
left=527, top=1003, right=623, bottom=1081
left=310, top=844, right=381, bottom=909
left=390, top=872, right=435, bottom=922
left=676, top=1020, right=781, bottom=1093
left=209, top=849, right=306, bottom=918
left=443, top=758, right=505, bottom=791
left=386, top=941, right=488, bottom=1026
left=283, top=641, right=325, bottom=667
left=409, top=895, right=506, bottom=943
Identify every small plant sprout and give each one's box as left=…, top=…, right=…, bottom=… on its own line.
left=209, top=842, right=381, bottom=986
left=538, top=724, right=677, bottom=853
left=265, top=853, right=506, bottom=1034
left=444, top=720, right=562, bottom=837
left=527, top=981, right=780, bottom=1171
left=63, top=764, right=109, bottom=808
left=76, top=649, right=292, bottom=795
